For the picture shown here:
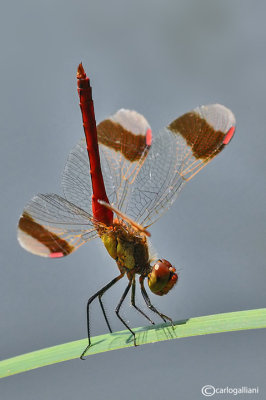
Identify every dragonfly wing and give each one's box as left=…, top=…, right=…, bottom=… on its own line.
left=62, top=137, right=93, bottom=214
left=127, top=104, right=236, bottom=227
left=17, top=193, right=98, bottom=258
left=62, top=109, right=152, bottom=214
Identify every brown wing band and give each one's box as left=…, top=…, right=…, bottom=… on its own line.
left=97, top=119, right=149, bottom=162
left=18, top=212, right=74, bottom=256
left=168, top=112, right=227, bottom=160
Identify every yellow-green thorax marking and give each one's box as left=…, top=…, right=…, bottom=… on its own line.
left=100, top=221, right=151, bottom=275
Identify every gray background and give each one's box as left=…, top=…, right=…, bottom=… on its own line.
left=1, top=0, right=265, bottom=399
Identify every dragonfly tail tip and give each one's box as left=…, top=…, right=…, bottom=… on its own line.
left=77, top=63, right=86, bottom=79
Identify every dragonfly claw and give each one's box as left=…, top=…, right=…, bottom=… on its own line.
left=80, top=342, right=92, bottom=360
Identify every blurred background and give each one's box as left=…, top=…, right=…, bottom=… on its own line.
left=1, top=0, right=265, bottom=399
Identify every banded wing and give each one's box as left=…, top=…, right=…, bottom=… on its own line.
left=62, top=109, right=152, bottom=215
left=126, top=104, right=236, bottom=227
left=17, top=194, right=98, bottom=258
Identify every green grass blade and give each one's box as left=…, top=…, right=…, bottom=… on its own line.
left=1, top=308, right=266, bottom=379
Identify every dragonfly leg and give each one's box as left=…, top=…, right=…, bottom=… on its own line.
left=115, top=278, right=137, bottom=346
left=80, top=272, right=125, bottom=360
left=139, top=276, right=173, bottom=325
left=98, top=296, right=112, bottom=333
left=131, top=276, right=155, bottom=325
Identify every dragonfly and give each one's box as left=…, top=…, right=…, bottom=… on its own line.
left=17, top=63, right=236, bottom=359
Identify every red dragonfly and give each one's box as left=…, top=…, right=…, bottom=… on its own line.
left=17, top=64, right=236, bottom=359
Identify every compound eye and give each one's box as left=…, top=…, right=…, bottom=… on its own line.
left=148, top=259, right=178, bottom=296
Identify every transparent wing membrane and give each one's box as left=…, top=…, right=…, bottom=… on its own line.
left=62, top=138, right=93, bottom=214
left=126, top=129, right=186, bottom=227
left=120, top=104, right=236, bottom=227
left=62, top=109, right=152, bottom=215
left=17, top=194, right=98, bottom=257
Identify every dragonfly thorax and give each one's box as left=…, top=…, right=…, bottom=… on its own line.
left=100, top=222, right=151, bottom=275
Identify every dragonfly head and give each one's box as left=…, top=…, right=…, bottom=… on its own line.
left=148, top=259, right=178, bottom=296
